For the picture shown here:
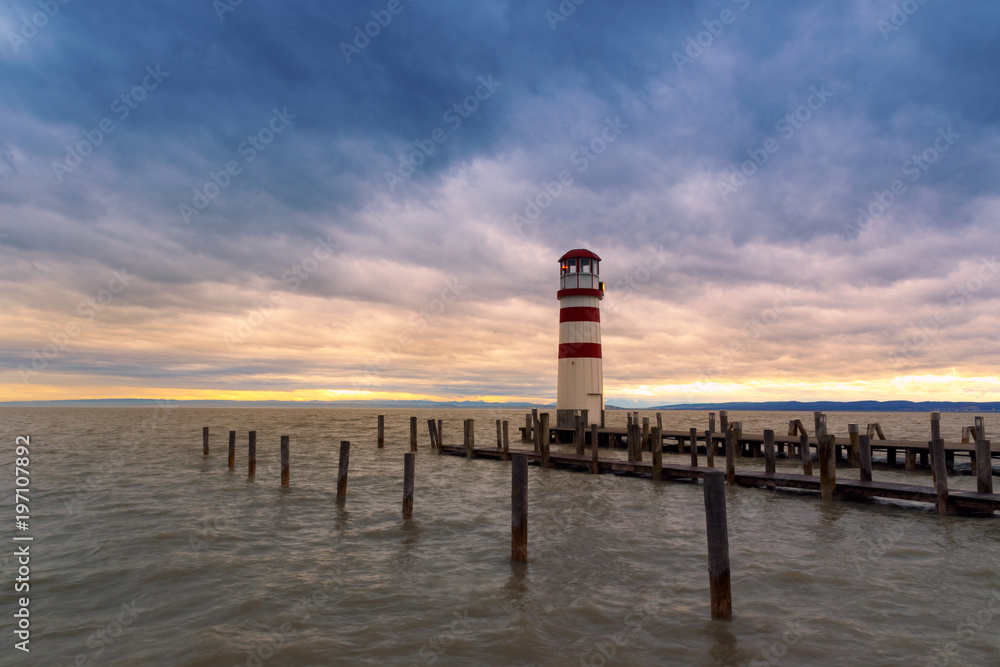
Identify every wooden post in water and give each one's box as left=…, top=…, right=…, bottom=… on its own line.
left=377, top=415, right=384, bottom=449
left=203, top=426, right=209, bottom=456
left=705, top=430, right=715, bottom=467
left=725, top=430, right=736, bottom=485
left=702, top=471, right=732, bottom=620
left=280, top=435, right=290, bottom=487
left=976, top=437, right=992, bottom=494
left=575, top=415, right=585, bottom=456
left=800, top=433, right=812, bottom=476
left=787, top=420, right=796, bottom=437
left=427, top=419, right=438, bottom=451
left=709, top=412, right=716, bottom=433
left=732, top=422, right=743, bottom=458
left=652, top=426, right=663, bottom=482
left=228, top=430, right=236, bottom=469
left=402, top=452, right=414, bottom=520
left=591, top=423, right=599, bottom=474
left=336, top=440, right=350, bottom=505
left=465, top=419, right=476, bottom=459
left=642, top=417, right=650, bottom=453
left=248, top=431, right=257, bottom=480
left=410, top=416, right=418, bottom=453
left=930, top=412, right=941, bottom=443
left=859, top=434, right=872, bottom=482
left=496, top=419, right=503, bottom=449
left=524, top=413, right=532, bottom=443
left=511, top=454, right=528, bottom=563
left=905, top=447, right=916, bottom=471
left=437, top=420, right=443, bottom=449
left=764, top=429, right=775, bottom=476
left=502, top=421, right=510, bottom=460
left=540, top=413, right=550, bottom=468
left=656, top=412, right=662, bottom=431
left=818, top=435, right=836, bottom=501
left=848, top=424, right=860, bottom=468
left=719, top=410, right=729, bottom=434
left=689, top=427, right=699, bottom=467
left=532, top=409, right=540, bottom=452
left=930, top=438, right=949, bottom=516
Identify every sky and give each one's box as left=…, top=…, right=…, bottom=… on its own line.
left=1, top=0, right=999, bottom=407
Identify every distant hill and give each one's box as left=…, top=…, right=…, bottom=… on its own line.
left=653, top=400, right=1000, bottom=413
left=0, top=398, right=554, bottom=409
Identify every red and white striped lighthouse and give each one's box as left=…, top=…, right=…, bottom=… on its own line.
left=556, top=249, right=604, bottom=428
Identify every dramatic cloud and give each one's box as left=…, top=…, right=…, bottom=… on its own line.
left=1, top=0, right=999, bottom=405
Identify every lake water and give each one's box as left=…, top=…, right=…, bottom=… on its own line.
left=1, top=407, right=998, bottom=666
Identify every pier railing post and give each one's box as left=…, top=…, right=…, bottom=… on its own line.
left=410, top=416, right=418, bottom=452
left=511, top=454, right=528, bottom=563
left=202, top=426, right=209, bottom=456
left=337, top=440, right=350, bottom=505
left=402, top=452, right=414, bottom=520
left=818, top=435, right=836, bottom=500
left=689, top=427, right=699, bottom=467
left=800, top=433, right=812, bottom=476
left=763, top=429, right=775, bottom=476
left=228, top=430, right=236, bottom=469
left=848, top=424, right=860, bottom=468
left=859, top=434, right=872, bottom=482
left=377, top=415, right=384, bottom=449
left=280, top=435, right=290, bottom=487
left=248, top=431, right=256, bottom=480
left=725, top=430, right=736, bottom=485
left=702, top=470, right=732, bottom=620
left=591, top=424, right=599, bottom=474
left=652, top=426, right=663, bottom=482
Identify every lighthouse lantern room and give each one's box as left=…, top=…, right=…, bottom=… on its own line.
left=556, top=249, right=605, bottom=428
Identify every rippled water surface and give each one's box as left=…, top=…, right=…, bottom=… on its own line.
left=1, top=408, right=999, bottom=666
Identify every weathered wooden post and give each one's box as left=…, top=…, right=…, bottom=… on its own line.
left=702, top=470, right=732, bottom=620
left=652, top=426, right=663, bottom=482
left=719, top=410, right=729, bottom=434
left=532, top=408, right=540, bottom=452
left=402, top=452, right=414, bottom=519
left=228, top=430, right=236, bottom=469
left=336, top=440, right=350, bottom=505
left=280, top=435, right=290, bottom=487
left=656, top=412, right=662, bottom=431
left=800, top=433, right=812, bottom=476
left=496, top=419, right=503, bottom=449
left=511, top=454, right=528, bottom=563
left=732, top=422, right=743, bottom=458
left=465, top=419, right=475, bottom=459
left=705, top=430, right=715, bottom=467
left=575, top=416, right=585, bottom=456
left=377, top=415, right=384, bottom=449
left=787, top=419, right=796, bottom=437
left=709, top=412, right=716, bottom=433
left=202, top=426, right=209, bottom=456
left=590, top=423, right=599, bottom=474
left=764, top=429, right=775, bottom=476
left=905, top=447, right=916, bottom=471
left=689, top=427, right=699, bottom=467
left=859, top=434, right=872, bottom=482
left=725, top=430, right=736, bottom=485
left=642, top=417, right=650, bottom=453
left=540, top=413, right=550, bottom=468
left=524, top=413, right=532, bottom=443
left=248, top=431, right=257, bottom=480
left=503, top=420, right=511, bottom=460
left=818, top=435, right=836, bottom=500
left=410, top=416, right=418, bottom=452
left=848, top=424, right=860, bottom=468
left=930, top=438, right=949, bottom=516
left=437, top=420, right=443, bottom=449
left=976, top=436, right=992, bottom=494
left=427, top=419, right=437, bottom=451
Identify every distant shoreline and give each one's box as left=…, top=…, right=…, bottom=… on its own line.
left=1, top=398, right=998, bottom=412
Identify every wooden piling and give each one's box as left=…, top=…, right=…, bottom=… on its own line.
left=202, top=426, right=209, bottom=456
left=905, top=448, right=916, bottom=471
left=427, top=419, right=438, bottom=451
left=377, top=415, right=384, bottom=449
left=705, top=430, right=715, bottom=468
left=248, top=431, right=257, bottom=480
left=976, top=438, right=992, bottom=494
left=652, top=426, right=663, bottom=482
left=532, top=409, right=540, bottom=452
left=848, top=424, right=860, bottom=468
left=336, top=440, right=350, bottom=505
left=800, top=433, right=812, bottom=476
left=502, top=420, right=510, bottom=461
left=725, top=430, right=736, bottom=485
left=719, top=410, right=729, bottom=434
left=930, top=412, right=941, bottom=442
left=859, top=434, right=872, bottom=482
left=525, top=413, right=532, bottom=443
left=496, top=419, right=503, bottom=449
left=465, top=419, right=475, bottom=459
left=402, top=452, right=414, bottom=520
left=410, top=416, right=418, bottom=452
left=511, top=454, right=528, bottom=563
left=930, top=438, right=949, bottom=516
left=280, top=435, right=290, bottom=487
left=886, top=446, right=896, bottom=466
left=633, top=417, right=643, bottom=463
left=591, top=423, right=599, bottom=474
left=702, top=471, right=732, bottom=620
left=540, top=413, right=550, bottom=468
left=818, top=435, right=836, bottom=501
left=575, top=416, right=585, bottom=456
left=787, top=419, right=796, bottom=437
left=732, top=422, right=743, bottom=458
left=228, top=430, right=236, bottom=469
left=437, top=420, right=443, bottom=449
left=656, top=412, right=663, bottom=431
left=689, top=427, right=698, bottom=467
left=642, top=417, right=650, bottom=453
left=709, top=412, right=716, bottom=433
left=763, top=429, right=775, bottom=476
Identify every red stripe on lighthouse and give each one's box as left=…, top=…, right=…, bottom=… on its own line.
left=559, top=307, right=601, bottom=323
left=558, top=343, right=602, bottom=359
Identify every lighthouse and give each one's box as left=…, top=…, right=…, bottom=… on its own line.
left=556, top=249, right=605, bottom=428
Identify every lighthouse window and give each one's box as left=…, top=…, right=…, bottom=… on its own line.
left=581, top=258, right=591, bottom=273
